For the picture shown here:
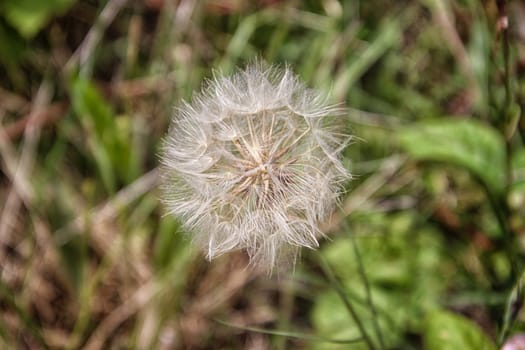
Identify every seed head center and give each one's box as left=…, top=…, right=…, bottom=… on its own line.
left=230, top=140, right=292, bottom=205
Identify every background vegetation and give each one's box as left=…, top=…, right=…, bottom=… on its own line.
left=0, top=0, right=524, bottom=349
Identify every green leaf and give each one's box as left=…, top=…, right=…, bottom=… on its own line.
left=71, top=77, right=138, bottom=193
left=509, top=149, right=525, bottom=210
left=424, top=310, right=496, bottom=350
left=398, top=118, right=506, bottom=196
left=511, top=149, right=525, bottom=189
left=72, top=77, right=117, bottom=193
left=1, top=0, right=77, bottom=38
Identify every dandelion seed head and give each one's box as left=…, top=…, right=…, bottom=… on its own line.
left=160, top=62, right=351, bottom=272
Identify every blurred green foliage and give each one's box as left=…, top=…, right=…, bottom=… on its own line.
left=424, top=310, right=496, bottom=350
left=0, top=0, right=76, bottom=38
left=1, top=0, right=525, bottom=349
left=312, top=213, right=445, bottom=349
left=71, top=76, right=140, bottom=193
left=399, top=119, right=506, bottom=198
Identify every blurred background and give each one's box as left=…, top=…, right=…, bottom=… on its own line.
left=1, top=0, right=525, bottom=349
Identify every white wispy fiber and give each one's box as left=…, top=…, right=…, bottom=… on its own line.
left=160, top=63, right=351, bottom=272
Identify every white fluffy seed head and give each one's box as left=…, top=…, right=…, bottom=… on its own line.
left=160, top=62, right=351, bottom=273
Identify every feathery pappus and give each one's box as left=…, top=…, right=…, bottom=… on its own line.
left=160, top=62, right=351, bottom=272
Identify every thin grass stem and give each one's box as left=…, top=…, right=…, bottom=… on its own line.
left=215, top=319, right=363, bottom=345
left=317, top=253, right=377, bottom=350
left=346, top=223, right=385, bottom=350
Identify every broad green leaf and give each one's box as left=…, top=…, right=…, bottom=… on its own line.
left=424, top=310, right=496, bottom=350
left=1, top=0, right=77, bottom=38
left=398, top=118, right=506, bottom=196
